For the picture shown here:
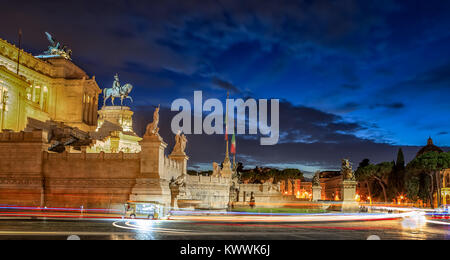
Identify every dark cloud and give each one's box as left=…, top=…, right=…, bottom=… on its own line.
left=393, top=63, right=450, bottom=92
left=276, top=100, right=365, bottom=144
left=335, top=102, right=361, bottom=113
left=370, top=102, right=405, bottom=110
left=211, top=77, right=241, bottom=94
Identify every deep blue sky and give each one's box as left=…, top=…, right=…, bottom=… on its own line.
left=1, top=0, right=449, bottom=174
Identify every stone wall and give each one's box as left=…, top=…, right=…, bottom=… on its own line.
left=184, top=175, right=231, bottom=210
left=0, top=131, right=47, bottom=206
left=235, top=183, right=297, bottom=208
left=0, top=130, right=186, bottom=211
left=42, top=151, right=140, bottom=210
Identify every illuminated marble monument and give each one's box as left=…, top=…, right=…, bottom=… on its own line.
left=88, top=74, right=141, bottom=153
left=340, top=159, right=359, bottom=212
left=312, top=172, right=322, bottom=202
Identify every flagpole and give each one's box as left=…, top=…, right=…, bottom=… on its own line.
left=225, top=92, right=230, bottom=162
left=16, top=29, right=22, bottom=75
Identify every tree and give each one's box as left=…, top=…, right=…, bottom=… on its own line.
left=406, top=152, right=450, bottom=207
left=236, top=162, right=244, bottom=173
left=396, top=148, right=405, bottom=170
left=239, top=167, right=303, bottom=186
left=359, top=158, right=370, bottom=169
left=281, top=168, right=303, bottom=180
left=187, top=170, right=198, bottom=176
left=390, top=148, right=406, bottom=196
left=356, top=159, right=372, bottom=199
left=355, top=162, right=394, bottom=202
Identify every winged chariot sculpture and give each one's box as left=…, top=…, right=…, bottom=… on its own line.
left=44, top=32, right=72, bottom=60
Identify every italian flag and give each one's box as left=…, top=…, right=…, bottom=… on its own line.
left=231, top=134, right=236, bottom=154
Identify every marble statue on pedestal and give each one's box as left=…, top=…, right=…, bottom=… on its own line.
left=212, top=162, right=221, bottom=177
left=145, top=106, right=160, bottom=137
left=342, top=159, right=355, bottom=181
left=312, top=171, right=322, bottom=201
left=340, top=159, right=359, bottom=212
left=172, top=131, right=188, bottom=155
left=313, top=171, right=321, bottom=187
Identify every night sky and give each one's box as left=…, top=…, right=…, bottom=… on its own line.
left=1, top=0, right=449, bottom=175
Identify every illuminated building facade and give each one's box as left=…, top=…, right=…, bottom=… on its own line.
left=0, top=37, right=101, bottom=133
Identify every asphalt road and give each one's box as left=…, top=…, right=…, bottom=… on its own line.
left=0, top=217, right=448, bottom=240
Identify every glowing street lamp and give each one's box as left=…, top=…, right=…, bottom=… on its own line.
left=397, top=195, right=405, bottom=205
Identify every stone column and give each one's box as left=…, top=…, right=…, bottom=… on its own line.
left=168, top=153, right=190, bottom=209
left=91, top=98, right=98, bottom=126
left=83, top=95, right=88, bottom=123
left=130, top=134, right=171, bottom=207
left=87, top=99, right=93, bottom=125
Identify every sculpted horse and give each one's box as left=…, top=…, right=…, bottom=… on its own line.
left=103, top=83, right=133, bottom=107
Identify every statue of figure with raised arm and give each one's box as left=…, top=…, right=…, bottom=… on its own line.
left=145, top=105, right=160, bottom=136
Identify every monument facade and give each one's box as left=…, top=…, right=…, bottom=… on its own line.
left=0, top=34, right=101, bottom=133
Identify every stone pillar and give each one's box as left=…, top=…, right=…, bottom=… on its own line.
left=129, top=134, right=171, bottom=207
left=341, top=180, right=359, bottom=212
left=312, top=185, right=322, bottom=202
left=169, top=153, right=189, bottom=175
left=168, top=152, right=190, bottom=209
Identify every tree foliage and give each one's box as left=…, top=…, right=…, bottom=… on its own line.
left=389, top=149, right=406, bottom=197
left=355, top=161, right=394, bottom=202
left=405, top=152, right=450, bottom=206
left=239, top=167, right=303, bottom=184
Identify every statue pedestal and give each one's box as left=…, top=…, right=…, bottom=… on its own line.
left=97, top=106, right=135, bottom=133
left=90, top=106, right=141, bottom=153
left=169, top=153, right=189, bottom=176
left=312, top=186, right=322, bottom=202
left=130, top=134, right=171, bottom=207
left=130, top=178, right=171, bottom=206
left=341, top=180, right=359, bottom=212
